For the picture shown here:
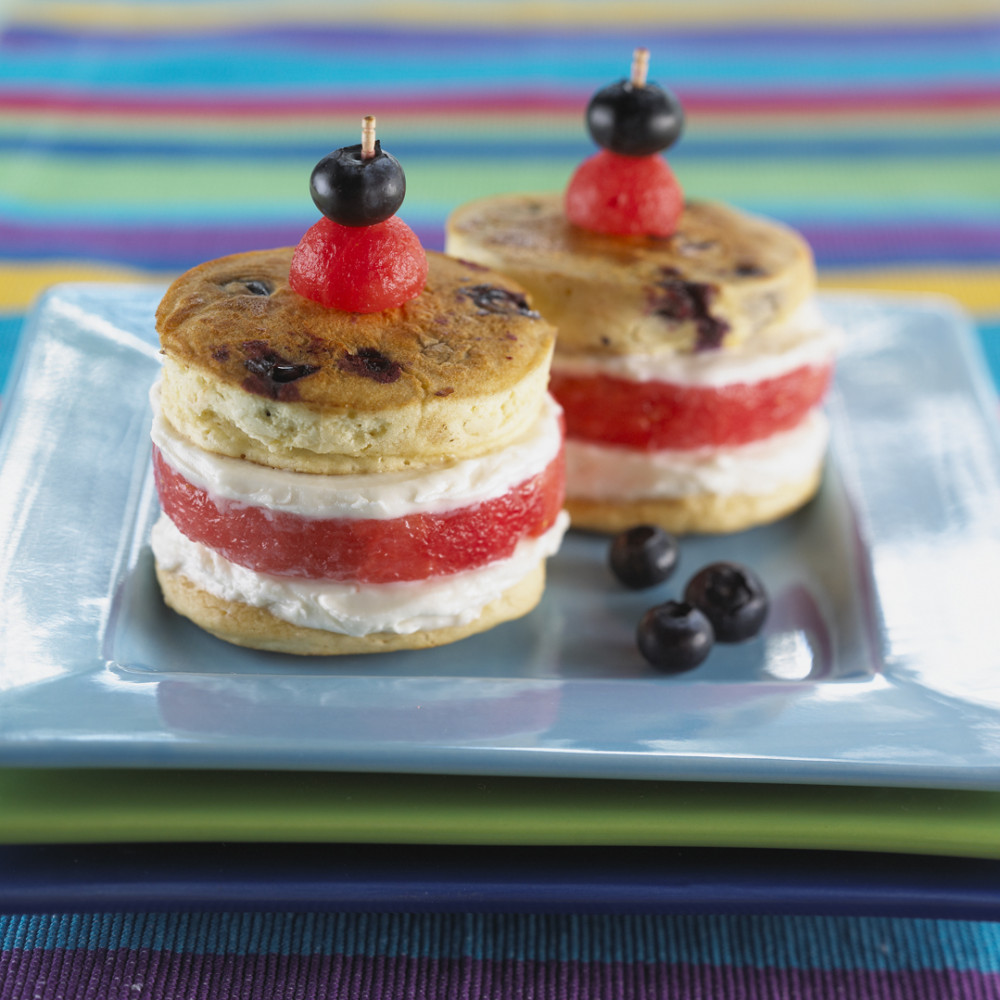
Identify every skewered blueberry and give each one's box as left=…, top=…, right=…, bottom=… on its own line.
left=684, top=561, right=769, bottom=643
left=309, top=117, right=406, bottom=227
left=609, top=525, right=678, bottom=589
left=636, top=600, right=714, bottom=673
left=586, top=49, right=684, bottom=156
left=586, top=83, right=684, bottom=156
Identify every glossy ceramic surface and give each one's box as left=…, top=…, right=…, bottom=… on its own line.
left=7, top=840, right=1000, bottom=918
left=5, top=768, right=1000, bottom=859
left=1, top=284, right=999, bottom=787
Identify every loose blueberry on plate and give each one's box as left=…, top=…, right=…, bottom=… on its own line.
left=609, top=524, right=678, bottom=589
left=637, top=600, right=714, bottom=673
left=683, top=561, right=768, bottom=643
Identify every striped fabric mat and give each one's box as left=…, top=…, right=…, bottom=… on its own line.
left=2, top=2, right=1000, bottom=997
left=2, top=912, right=1000, bottom=1000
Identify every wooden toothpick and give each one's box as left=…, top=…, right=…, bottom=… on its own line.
left=630, top=48, right=650, bottom=88
left=361, top=115, right=377, bottom=159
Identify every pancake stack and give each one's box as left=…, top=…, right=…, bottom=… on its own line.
left=446, top=80, right=837, bottom=535
left=150, top=247, right=566, bottom=654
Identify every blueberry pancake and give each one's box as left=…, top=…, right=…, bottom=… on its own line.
left=447, top=194, right=816, bottom=357
left=156, top=247, right=555, bottom=475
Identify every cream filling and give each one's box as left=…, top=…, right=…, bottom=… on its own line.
left=151, top=382, right=563, bottom=520
left=565, top=410, right=829, bottom=500
left=552, top=301, right=840, bottom=387
left=152, top=511, right=569, bottom=637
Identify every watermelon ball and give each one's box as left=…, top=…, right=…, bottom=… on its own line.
left=565, top=149, right=683, bottom=237
left=289, top=215, right=428, bottom=313
left=586, top=79, right=684, bottom=157
left=310, top=139, right=406, bottom=228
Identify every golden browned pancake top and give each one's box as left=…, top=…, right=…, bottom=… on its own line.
left=156, top=247, right=554, bottom=413
left=448, top=196, right=811, bottom=290
left=446, top=195, right=816, bottom=355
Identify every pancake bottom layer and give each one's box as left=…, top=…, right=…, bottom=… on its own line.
left=156, top=562, right=546, bottom=656
left=565, top=466, right=824, bottom=535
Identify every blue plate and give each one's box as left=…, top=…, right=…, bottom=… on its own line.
left=1, top=285, right=1000, bottom=787
left=5, top=841, right=1000, bottom=919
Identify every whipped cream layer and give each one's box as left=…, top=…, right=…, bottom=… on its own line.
left=151, top=381, right=563, bottom=520
left=152, top=512, right=569, bottom=636
left=566, top=410, right=829, bottom=500
left=552, top=302, right=840, bottom=388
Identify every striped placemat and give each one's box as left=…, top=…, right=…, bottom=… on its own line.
left=2, top=912, right=1000, bottom=999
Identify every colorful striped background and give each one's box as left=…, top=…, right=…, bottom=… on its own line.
left=1, top=1, right=999, bottom=393
left=2, top=2, right=1000, bottom=996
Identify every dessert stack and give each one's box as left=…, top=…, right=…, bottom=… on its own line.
left=150, top=118, right=567, bottom=654
left=447, top=51, right=838, bottom=534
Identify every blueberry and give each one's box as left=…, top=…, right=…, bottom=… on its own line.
left=457, top=284, right=539, bottom=318
left=221, top=278, right=272, bottom=297
left=684, top=561, right=768, bottom=643
left=586, top=79, right=684, bottom=157
left=309, top=139, right=406, bottom=227
left=609, top=525, right=678, bottom=589
left=637, top=600, right=714, bottom=673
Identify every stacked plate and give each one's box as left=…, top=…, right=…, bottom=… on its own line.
left=2, top=284, right=1000, bottom=915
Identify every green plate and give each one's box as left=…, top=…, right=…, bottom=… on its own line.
left=4, top=767, right=1000, bottom=858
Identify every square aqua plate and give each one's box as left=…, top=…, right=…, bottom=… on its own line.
left=1, top=284, right=999, bottom=788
